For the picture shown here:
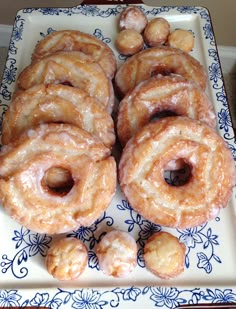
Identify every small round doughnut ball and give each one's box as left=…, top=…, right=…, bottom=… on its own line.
left=96, top=230, right=137, bottom=278
left=115, top=29, right=144, bottom=56
left=144, top=17, right=170, bottom=46
left=119, top=6, right=148, bottom=33
left=144, top=232, right=186, bottom=279
left=46, top=238, right=88, bottom=281
left=167, top=29, right=194, bottom=52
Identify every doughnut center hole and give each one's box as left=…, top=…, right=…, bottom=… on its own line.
left=43, top=167, right=74, bottom=196
left=164, top=159, right=192, bottom=186
left=151, top=68, right=174, bottom=77
left=61, top=81, right=73, bottom=87
left=150, top=110, right=177, bottom=122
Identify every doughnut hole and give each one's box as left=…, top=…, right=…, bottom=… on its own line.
left=144, top=17, right=170, bottom=46
left=119, top=6, right=148, bottom=33
left=166, top=29, right=194, bottom=52
left=144, top=231, right=186, bottom=279
left=163, top=159, right=192, bottom=186
left=42, top=166, right=74, bottom=195
left=61, top=81, right=73, bottom=87
left=150, top=115, right=193, bottom=186
left=151, top=67, right=176, bottom=77
left=46, top=237, right=88, bottom=281
left=115, top=29, right=144, bottom=56
left=150, top=110, right=178, bottom=122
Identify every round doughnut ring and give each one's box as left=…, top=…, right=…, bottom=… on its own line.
left=2, top=84, right=115, bottom=149
left=17, top=51, right=115, bottom=113
left=0, top=124, right=116, bottom=234
left=31, top=30, right=117, bottom=79
left=117, top=75, right=216, bottom=146
left=115, top=46, right=207, bottom=97
left=119, top=116, right=235, bottom=229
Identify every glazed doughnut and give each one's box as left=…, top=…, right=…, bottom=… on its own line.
left=119, top=6, right=148, bottom=33
left=117, top=75, right=216, bottom=146
left=114, top=46, right=207, bottom=97
left=96, top=230, right=137, bottom=278
left=144, top=232, right=186, bottom=279
left=17, top=51, right=114, bottom=113
left=0, top=123, right=116, bottom=234
left=167, top=29, right=194, bottom=53
left=46, top=237, right=88, bottom=281
left=115, top=29, right=144, bottom=56
left=31, top=30, right=117, bottom=79
left=144, top=17, right=170, bottom=46
left=119, top=116, right=236, bottom=229
left=1, top=84, right=115, bottom=149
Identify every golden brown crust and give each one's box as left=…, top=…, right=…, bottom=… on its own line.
left=32, top=30, right=117, bottom=79
left=0, top=123, right=117, bottom=234
left=46, top=237, right=88, bottom=281
left=114, top=46, right=207, bottom=97
left=119, top=116, right=236, bottom=229
left=117, top=75, right=216, bottom=146
left=144, top=232, right=186, bottom=279
left=17, top=51, right=115, bottom=113
left=2, top=84, right=115, bottom=149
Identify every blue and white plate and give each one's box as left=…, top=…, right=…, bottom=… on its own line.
left=0, top=4, right=236, bottom=308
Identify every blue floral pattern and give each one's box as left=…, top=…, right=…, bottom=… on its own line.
left=0, top=287, right=236, bottom=308
left=178, top=223, right=222, bottom=273
left=0, top=4, right=236, bottom=308
left=1, top=227, right=51, bottom=279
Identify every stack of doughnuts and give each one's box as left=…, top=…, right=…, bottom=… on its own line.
left=0, top=9, right=235, bottom=281
left=115, top=7, right=235, bottom=229
left=0, top=30, right=117, bottom=235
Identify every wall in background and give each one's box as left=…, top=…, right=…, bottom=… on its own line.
left=0, top=0, right=235, bottom=47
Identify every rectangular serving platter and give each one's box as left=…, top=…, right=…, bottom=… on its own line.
left=0, top=3, right=236, bottom=308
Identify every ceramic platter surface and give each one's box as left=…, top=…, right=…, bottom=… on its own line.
left=0, top=4, right=236, bottom=309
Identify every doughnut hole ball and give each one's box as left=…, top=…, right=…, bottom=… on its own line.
left=119, top=6, right=148, bottom=33
left=96, top=230, right=138, bottom=278
left=166, top=29, right=194, bottom=52
left=144, top=17, right=170, bottom=46
left=46, top=238, right=88, bottom=281
left=144, top=231, right=186, bottom=279
left=115, top=29, right=144, bottom=56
